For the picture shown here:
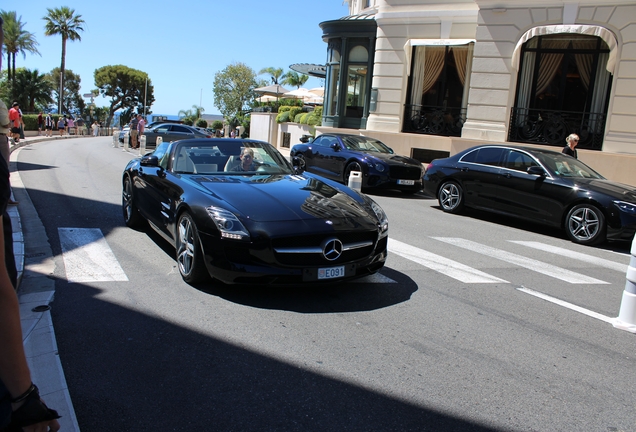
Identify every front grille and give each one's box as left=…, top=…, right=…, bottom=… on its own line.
left=389, top=165, right=422, bottom=180
left=272, top=231, right=378, bottom=266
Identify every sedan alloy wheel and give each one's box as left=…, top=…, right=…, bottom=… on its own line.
left=122, top=176, right=144, bottom=228
left=438, top=181, right=464, bottom=213
left=565, top=204, right=606, bottom=245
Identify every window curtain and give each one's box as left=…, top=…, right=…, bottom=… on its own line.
left=535, top=39, right=570, bottom=96
left=516, top=50, right=536, bottom=125
left=589, top=52, right=611, bottom=132
left=452, top=43, right=474, bottom=118
left=410, top=46, right=426, bottom=107
left=421, top=46, right=446, bottom=95
left=573, top=40, right=596, bottom=89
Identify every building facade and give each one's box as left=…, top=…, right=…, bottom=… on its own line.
left=316, top=0, right=636, bottom=186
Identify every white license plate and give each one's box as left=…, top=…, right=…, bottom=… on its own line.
left=318, top=266, right=346, bottom=280
left=397, top=179, right=415, bottom=185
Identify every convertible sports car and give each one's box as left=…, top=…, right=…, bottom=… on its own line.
left=423, top=144, right=636, bottom=245
left=122, top=138, right=389, bottom=285
left=290, top=133, right=424, bottom=193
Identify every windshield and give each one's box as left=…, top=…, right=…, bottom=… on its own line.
left=538, top=153, right=605, bottom=179
left=170, top=140, right=293, bottom=175
left=341, top=136, right=394, bottom=154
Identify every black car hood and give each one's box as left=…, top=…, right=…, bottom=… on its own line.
left=363, top=152, right=421, bottom=166
left=190, top=174, right=373, bottom=222
left=573, top=178, right=636, bottom=202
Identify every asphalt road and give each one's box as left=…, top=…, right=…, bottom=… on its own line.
left=15, top=137, right=636, bottom=432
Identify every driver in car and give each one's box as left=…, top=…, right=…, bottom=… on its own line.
left=232, top=148, right=256, bottom=171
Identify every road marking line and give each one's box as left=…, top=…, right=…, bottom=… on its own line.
left=58, top=228, right=128, bottom=283
left=516, top=287, right=615, bottom=324
left=509, top=241, right=628, bottom=273
left=388, top=238, right=508, bottom=284
left=432, top=237, right=608, bottom=284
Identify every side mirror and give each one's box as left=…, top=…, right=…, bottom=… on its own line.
left=140, top=155, right=159, bottom=167
left=527, top=166, right=546, bottom=177
left=330, top=143, right=340, bottom=151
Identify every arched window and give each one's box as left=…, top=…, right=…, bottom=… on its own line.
left=510, top=29, right=614, bottom=150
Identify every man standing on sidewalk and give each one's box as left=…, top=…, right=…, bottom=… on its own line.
left=129, top=114, right=139, bottom=148
left=137, top=114, right=145, bottom=146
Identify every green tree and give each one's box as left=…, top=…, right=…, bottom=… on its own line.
left=94, top=65, right=154, bottom=126
left=178, top=104, right=205, bottom=125
left=281, top=71, right=308, bottom=89
left=258, top=67, right=284, bottom=85
left=47, top=68, right=84, bottom=115
left=213, top=62, right=256, bottom=128
left=11, top=68, right=53, bottom=111
left=0, top=11, right=40, bottom=85
left=43, top=6, right=84, bottom=114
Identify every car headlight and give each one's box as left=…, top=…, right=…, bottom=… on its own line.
left=614, top=200, right=636, bottom=214
left=373, top=163, right=386, bottom=173
left=206, top=206, right=250, bottom=240
left=370, top=200, right=389, bottom=237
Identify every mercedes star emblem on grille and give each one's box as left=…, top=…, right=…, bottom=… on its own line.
left=322, top=239, right=343, bottom=261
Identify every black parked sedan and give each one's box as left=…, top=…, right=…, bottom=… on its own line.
left=290, top=133, right=423, bottom=193
left=423, top=144, right=636, bottom=245
left=122, top=138, right=389, bottom=285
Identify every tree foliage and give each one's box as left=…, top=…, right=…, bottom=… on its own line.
left=94, top=65, right=155, bottom=127
left=43, top=6, right=84, bottom=113
left=47, top=68, right=84, bottom=115
left=0, top=10, right=40, bottom=84
left=259, top=67, right=284, bottom=85
left=11, top=68, right=53, bottom=112
left=213, top=62, right=256, bottom=126
left=281, top=71, right=308, bottom=89
left=178, top=104, right=205, bottom=125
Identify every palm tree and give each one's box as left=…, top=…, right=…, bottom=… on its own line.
left=259, top=67, right=284, bottom=85
left=12, top=68, right=53, bottom=111
left=281, top=71, right=309, bottom=89
left=0, top=10, right=40, bottom=84
left=43, top=6, right=84, bottom=114
left=178, top=104, right=205, bottom=125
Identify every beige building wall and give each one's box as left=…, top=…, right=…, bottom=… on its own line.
left=339, top=0, right=636, bottom=186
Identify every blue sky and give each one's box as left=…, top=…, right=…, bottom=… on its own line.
left=10, top=1, right=350, bottom=116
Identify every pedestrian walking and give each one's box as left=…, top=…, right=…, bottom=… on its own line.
left=562, top=133, right=579, bottom=159
left=91, top=121, right=99, bottom=137
left=7, top=103, right=20, bottom=144
left=76, top=117, right=85, bottom=136
left=129, top=115, right=139, bottom=148
left=57, top=116, right=65, bottom=136
left=137, top=114, right=145, bottom=145
left=37, top=112, right=43, bottom=136
left=67, top=116, right=75, bottom=136
left=45, top=113, right=53, bottom=137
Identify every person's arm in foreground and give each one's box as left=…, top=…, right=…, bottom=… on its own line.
left=0, top=215, right=60, bottom=431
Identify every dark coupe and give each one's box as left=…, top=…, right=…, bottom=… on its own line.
left=122, top=138, right=389, bottom=285
left=290, top=133, right=424, bottom=193
left=423, top=144, right=636, bottom=245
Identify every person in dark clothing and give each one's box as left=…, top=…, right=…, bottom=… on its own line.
left=562, top=133, right=579, bottom=158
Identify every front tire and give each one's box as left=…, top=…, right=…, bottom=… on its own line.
left=176, top=212, right=210, bottom=284
left=122, top=176, right=144, bottom=228
left=565, top=204, right=606, bottom=245
left=438, top=181, right=464, bottom=213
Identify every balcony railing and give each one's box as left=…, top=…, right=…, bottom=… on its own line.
left=403, top=105, right=466, bottom=137
left=509, top=108, right=606, bottom=150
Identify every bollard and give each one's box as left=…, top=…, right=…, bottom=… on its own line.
left=123, top=132, right=129, bottom=151
left=139, top=135, right=147, bottom=155
left=112, top=130, right=118, bottom=148
left=614, top=234, right=636, bottom=333
left=348, top=171, right=362, bottom=192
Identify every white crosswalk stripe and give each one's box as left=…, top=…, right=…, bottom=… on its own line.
left=388, top=238, right=508, bottom=284
left=59, top=228, right=128, bottom=283
left=432, top=237, right=608, bottom=284
left=509, top=241, right=629, bottom=273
